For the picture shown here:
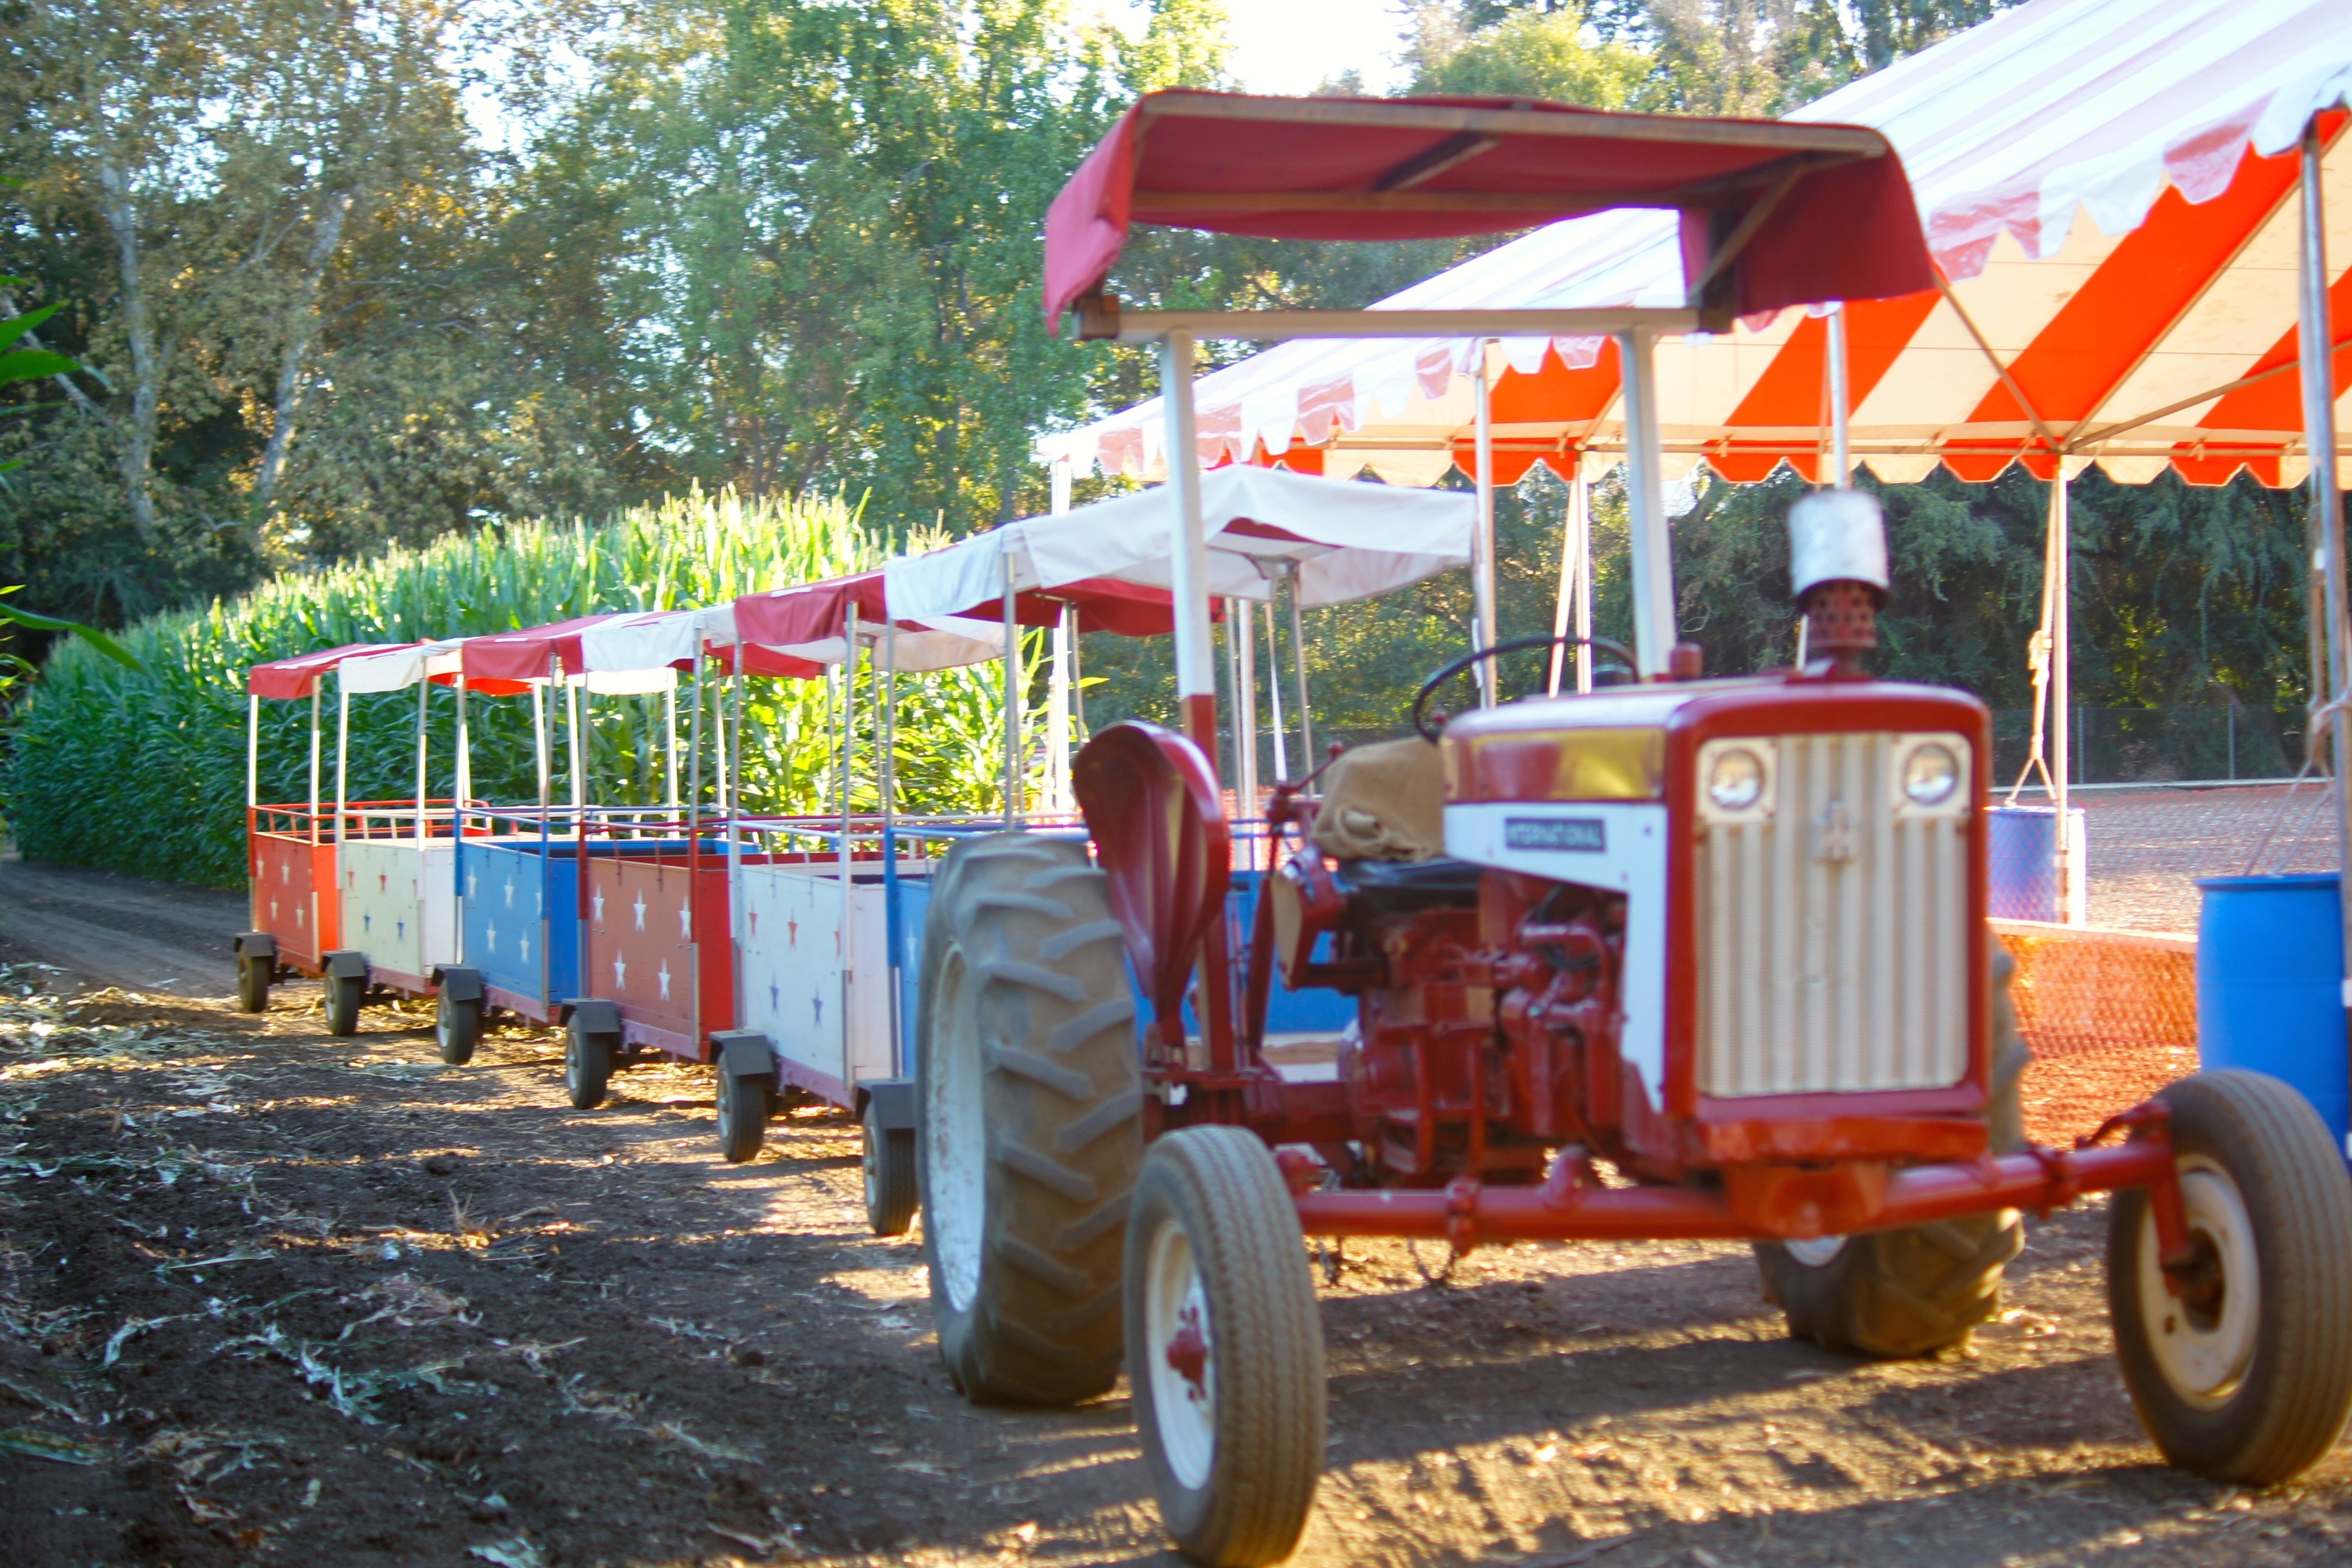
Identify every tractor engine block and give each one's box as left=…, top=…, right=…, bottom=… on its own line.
left=1335, top=874, right=1624, bottom=1186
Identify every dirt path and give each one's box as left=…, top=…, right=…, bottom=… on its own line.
left=0, top=888, right=2347, bottom=1566
left=0, top=857, right=243, bottom=999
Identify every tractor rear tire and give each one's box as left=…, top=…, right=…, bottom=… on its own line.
left=436, top=991, right=481, bottom=1066
left=565, top=1015, right=618, bottom=1110
left=864, top=1098, right=919, bottom=1237
left=916, top=832, right=1142, bottom=1406
left=1128, top=1126, right=1326, bottom=1568
left=325, top=973, right=364, bottom=1037
left=1754, top=949, right=2030, bottom=1358
left=237, top=956, right=271, bottom=1014
left=717, top=1065, right=771, bottom=1163
left=2107, top=1069, right=2352, bottom=1483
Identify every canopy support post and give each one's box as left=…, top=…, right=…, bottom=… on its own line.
left=2049, top=470, right=2077, bottom=924
left=728, top=655, right=744, bottom=1025
left=1618, top=327, right=1676, bottom=678
left=1236, top=598, right=1260, bottom=826
left=1287, top=561, right=1315, bottom=767
left=416, top=675, right=429, bottom=851
left=1049, top=456, right=1075, bottom=814
left=1827, top=302, right=1852, bottom=486
left=1548, top=453, right=1593, bottom=697
left=1159, top=330, right=1219, bottom=767
left=246, top=692, right=260, bottom=813
left=1002, top=552, right=1022, bottom=826
left=1473, top=340, right=1500, bottom=706
left=308, top=688, right=321, bottom=844
left=1264, top=595, right=1289, bottom=783
left=565, top=673, right=584, bottom=820
left=687, top=648, right=705, bottom=840
left=2297, top=114, right=2352, bottom=1009
left=842, top=602, right=858, bottom=1069
left=531, top=683, right=550, bottom=815
left=664, top=682, right=680, bottom=810
left=335, top=681, right=350, bottom=851
left=456, top=680, right=470, bottom=815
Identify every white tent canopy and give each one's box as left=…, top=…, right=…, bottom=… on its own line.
left=885, top=464, right=1474, bottom=622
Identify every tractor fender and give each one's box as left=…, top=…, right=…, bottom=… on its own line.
left=322, top=950, right=369, bottom=982
left=233, top=932, right=277, bottom=962
left=558, top=999, right=621, bottom=1035
left=855, top=1077, right=916, bottom=1132
left=710, top=1031, right=779, bottom=1082
left=430, top=966, right=484, bottom=1003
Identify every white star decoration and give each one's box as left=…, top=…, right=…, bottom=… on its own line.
left=485, top=922, right=498, bottom=953
left=677, top=902, right=691, bottom=940
left=633, top=892, right=647, bottom=931
left=270, top=899, right=279, bottom=921
left=657, top=961, right=671, bottom=1000
left=519, top=933, right=530, bottom=963
left=613, top=954, right=627, bottom=987
left=281, top=861, right=292, bottom=884
left=504, top=873, right=516, bottom=909
left=296, top=905, right=304, bottom=927
left=593, top=888, right=605, bottom=924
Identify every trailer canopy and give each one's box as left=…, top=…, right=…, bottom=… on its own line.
left=248, top=643, right=417, bottom=700
left=884, top=465, right=1474, bottom=623
left=730, top=575, right=1007, bottom=673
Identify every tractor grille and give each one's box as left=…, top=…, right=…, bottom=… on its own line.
left=1694, top=731, right=1969, bottom=1098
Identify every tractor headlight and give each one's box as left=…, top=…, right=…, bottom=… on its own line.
left=1902, top=742, right=1960, bottom=808
left=1706, top=747, right=1766, bottom=813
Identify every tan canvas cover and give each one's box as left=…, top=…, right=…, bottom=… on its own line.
left=1310, top=737, right=1446, bottom=863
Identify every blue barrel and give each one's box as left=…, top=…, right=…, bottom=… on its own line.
left=1987, top=804, right=2085, bottom=923
left=2195, top=873, right=2349, bottom=1158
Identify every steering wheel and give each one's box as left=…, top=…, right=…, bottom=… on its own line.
left=1410, top=634, right=1639, bottom=742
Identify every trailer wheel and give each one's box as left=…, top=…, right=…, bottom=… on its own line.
left=716, top=1065, right=771, bottom=1164
left=1755, top=950, right=2029, bottom=1357
left=436, top=991, right=481, bottom=1066
left=916, top=832, right=1142, bottom=1406
left=864, top=1098, right=918, bottom=1237
left=565, top=1015, right=617, bottom=1109
left=237, top=955, right=271, bottom=1014
left=325, top=973, right=364, bottom=1036
left=2108, top=1069, right=2352, bottom=1483
left=1128, top=1126, right=1325, bottom=1568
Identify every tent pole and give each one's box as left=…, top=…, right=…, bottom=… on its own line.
left=841, top=603, right=858, bottom=1069
left=1264, top=595, right=1289, bottom=783
left=1574, top=459, right=1594, bottom=694
left=566, top=673, right=584, bottom=819
left=246, top=692, right=260, bottom=813
left=687, top=648, right=705, bottom=840
left=532, top=683, right=550, bottom=815
left=1828, top=303, right=1852, bottom=486
left=2297, top=114, right=2352, bottom=1008
left=883, top=617, right=898, bottom=818
left=1236, top=597, right=1260, bottom=824
left=335, top=681, right=350, bottom=851
left=1159, top=330, right=1219, bottom=768
left=1617, top=327, right=1676, bottom=678
left=2049, top=472, right=2074, bottom=922
left=1002, top=552, right=1021, bottom=826
left=456, top=679, right=470, bottom=814
left=728, top=653, right=743, bottom=1024
left=1548, top=456, right=1582, bottom=697
left=1473, top=341, right=1500, bottom=707
left=1287, top=562, right=1315, bottom=767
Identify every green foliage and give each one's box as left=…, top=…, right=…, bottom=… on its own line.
left=7, top=489, right=1036, bottom=887
left=1410, top=4, right=1659, bottom=107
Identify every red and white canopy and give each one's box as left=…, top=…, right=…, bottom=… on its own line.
left=1040, top=0, right=2352, bottom=491
left=248, top=642, right=417, bottom=700
left=731, top=574, right=1008, bottom=673
left=884, top=465, right=1474, bottom=623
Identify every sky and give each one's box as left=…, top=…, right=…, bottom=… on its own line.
left=1100, top=0, right=1415, bottom=96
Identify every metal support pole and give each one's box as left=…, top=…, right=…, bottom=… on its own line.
left=1048, top=603, right=1074, bottom=814
left=2296, top=115, right=2352, bottom=1011
left=841, top=602, right=858, bottom=1072
left=1287, top=561, right=1315, bottom=765
left=664, top=681, right=680, bottom=809
left=1548, top=456, right=1593, bottom=697
left=1002, top=552, right=1022, bottom=825
left=335, top=682, right=350, bottom=848
left=1827, top=302, right=1852, bottom=486
left=455, top=681, right=470, bottom=811
left=415, top=675, right=429, bottom=850
left=883, top=617, right=898, bottom=817
left=1472, top=341, right=1500, bottom=706
left=2050, top=471, right=2075, bottom=923
left=308, top=688, right=321, bottom=842
left=531, top=681, right=550, bottom=814
left=1617, top=328, right=1677, bottom=678
left=687, top=648, right=705, bottom=837
left=1159, top=331, right=1219, bottom=764
left=728, top=655, right=744, bottom=1021
left=1235, top=597, right=1260, bottom=820
left=1573, top=461, right=1593, bottom=693
left=565, top=673, right=584, bottom=818
left=1264, top=597, right=1289, bottom=782
left=246, top=693, right=260, bottom=811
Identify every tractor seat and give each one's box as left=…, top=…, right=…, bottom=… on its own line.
left=1333, top=855, right=1484, bottom=912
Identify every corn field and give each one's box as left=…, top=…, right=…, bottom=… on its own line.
left=5, top=490, right=1043, bottom=887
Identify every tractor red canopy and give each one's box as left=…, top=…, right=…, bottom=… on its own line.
left=1043, top=89, right=1935, bottom=328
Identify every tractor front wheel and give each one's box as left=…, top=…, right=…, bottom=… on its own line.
left=2108, top=1069, right=2352, bottom=1483
left=1128, top=1126, right=1326, bottom=1568
left=1755, top=951, right=2029, bottom=1357
left=916, top=832, right=1142, bottom=1406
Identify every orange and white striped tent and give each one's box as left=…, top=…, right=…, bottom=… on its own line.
left=1039, top=0, right=2352, bottom=495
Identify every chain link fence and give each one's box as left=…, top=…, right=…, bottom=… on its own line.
left=1992, top=705, right=2309, bottom=788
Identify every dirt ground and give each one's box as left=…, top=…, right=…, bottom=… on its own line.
left=2, top=863, right=2350, bottom=1568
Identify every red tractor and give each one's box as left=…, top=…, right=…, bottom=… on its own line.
left=913, top=92, right=2352, bottom=1566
